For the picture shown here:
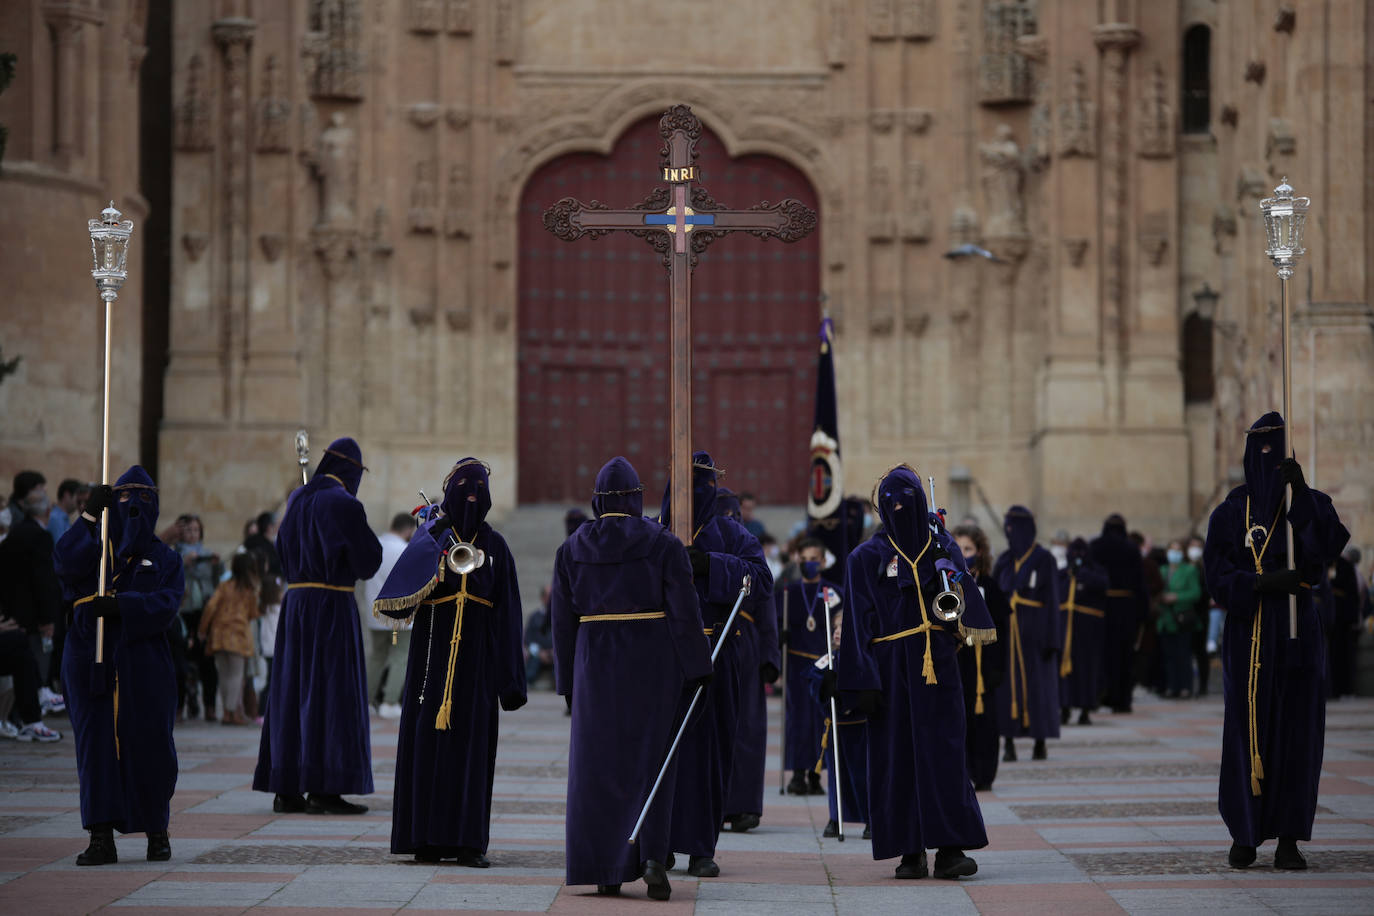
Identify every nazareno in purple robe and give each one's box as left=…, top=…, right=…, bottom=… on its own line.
left=992, top=506, right=1063, bottom=741
left=1058, top=538, right=1111, bottom=710
left=551, top=457, right=711, bottom=887
left=373, top=457, right=527, bottom=856
left=719, top=488, right=780, bottom=821
left=1205, top=413, right=1349, bottom=847
left=661, top=452, right=773, bottom=859
left=253, top=438, right=382, bottom=798
left=55, top=465, right=182, bottom=834
left=778, top=580, right=835, bottom=771
left=1089, top=516, right=1147, bottom=711
left=956, top=570, right=1010, bottom=789
left=839, top=466, right=995, bottom=860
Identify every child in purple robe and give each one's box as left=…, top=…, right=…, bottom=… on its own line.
left=55, top=466, right=183, bottom=865
left=778, top=538, right=834, bottom=796
left=1205, top=413, right=1348, bottom=870
left=551, top=456, right=710, bottom=900
left=373, top=457, right=527, bottom=867
left=839, top=465, right=996, bottom=880
left=993, top=505, right=1063, bottom=761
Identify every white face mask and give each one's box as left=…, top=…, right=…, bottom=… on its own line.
left=1050, top=544, right=1068, bottom=569
left=1187, top=545, right=1203, bottom=562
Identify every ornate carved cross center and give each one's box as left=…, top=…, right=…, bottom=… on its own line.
left=542, top=104, right=818, bottom=544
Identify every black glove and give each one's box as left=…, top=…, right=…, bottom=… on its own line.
left=687, top=672, right=713, bottom=692
left=429, top=515, right=453, bottom=539
left=856, top=689, right=883, bottom=718
left=1255, top=568, right=1303, bottom=595
left=89, top=596, right=121, bottom=621
left=760, top=662, right=779, bottom=684
left=778, top=628, right=790, bottom=648
left=84, top=484, right=114, bottom=521
left=818, top=669, right=838, bottom=703
left=687, top=546, right=711, bottom=580
left=1279, top=457, right=1307, bottom=493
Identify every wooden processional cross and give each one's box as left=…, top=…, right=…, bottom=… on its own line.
left=543, top=105, right=818, bottom=544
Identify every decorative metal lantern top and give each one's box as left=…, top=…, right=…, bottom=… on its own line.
left=88, top=201, right=134, bottom=302
left=1258, top=178, right=1309, bottom=279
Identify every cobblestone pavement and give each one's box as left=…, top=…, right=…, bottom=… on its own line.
left=2, top=688, right=1372, bottom=915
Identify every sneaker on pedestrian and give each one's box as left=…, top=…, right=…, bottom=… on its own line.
left=378, top=702, right=403, bottom=720
left=16, top=722, right=62, bottom=742
left=0, top=720, right=19, bottom=739
left=39, top=687, right=66, bottom=714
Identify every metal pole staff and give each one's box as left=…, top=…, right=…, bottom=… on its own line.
left=1259, top=178, right=1310, bottom=641
left=296, top=430, right=310, bottom=485
left=629, top=576, right=752, bottom=845
left=821, top=585, right=844, bottom=841
left=778, top=588, right=789, bottom=795
left=87, top=204, right=133, bottom=665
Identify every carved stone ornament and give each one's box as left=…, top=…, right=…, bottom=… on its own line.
left=979, top=124, right=1026, bottom=239
left=494, top=0, right=518, bottom=64
left=445, top=107, right=471, bottom=130
left=1063, top=237, right=1089, bottom=267
left=869, top=0, right=897, bottom=39
left=446, top=0, right=474, bottom=34
left=1219, top=104, right=1239, bottom=128
left=407, top=103, right=440, bottom=127
left=869, top=294, right=896, bottom=335
left=904, top=307, right=931, bottom=336
left=408, top=0, right=441, bottom=34
left=312, top=228, right=357, bottom=281
left=1274, top=5, right=1295, bottom=33
left=370, top=206, right=394, bottom=256
left=900, top=161, right=932, bottom=242
left=870, top=110, right=896, bottom=134
left=1058, top=62, right=1096, bottom=158
left=254, top=55, right=292, bottom=154
left=308, top=0, right=364, bottom=101
left=305, top=113, right=359, bottom=228
left=1266, top=117, right=1296, bottom=158
left=409, top=306, right=437, bottom=327
left=1236, top=166, right=1268, bottom=200
left=408, top=160, right=438, bottom=232
left=979, top=0, right=1037, bottom=106
left=174, top=53, right=213, bottom=152
left=899, top=0, right=937, bottom=39
left=867, top=165, right=896, bottom=241
left=258, top=232, right=285, bottom=262
left=1137, top=63, right=1174, bottom=159
left=182, top=232, right=209, bottom=262
left=904, top=108, right=933, bottom=134
left=443, top=164, right=471, bottom=238
left=126, top=0, right=149, bottom=76
left=1139, top=213, right=1168, bottom=267
left=445, top=306, right=471, bottom=331
left=1244, top=60, right=1266, bottom=85
left=826, top=0, right=847, bottom=67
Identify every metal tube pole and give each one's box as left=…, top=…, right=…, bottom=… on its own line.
left=1280, top=274, right=1297, bottom=640
left=822, top=587, right=844, bottom=841
left=95, top=298, right=113, bottom=664
left=629, top=577, right=751, bottom=845
left=778, top=588, right=789, bottom=795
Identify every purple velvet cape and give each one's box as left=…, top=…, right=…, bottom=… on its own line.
left=551, top=458, right=710, bottom=886
left=838, top=468, right=993, bottom=860
left=1057, top=542, right=1111, bottom=710
left=54, top=465, right=182, bottom=833
left=1088, top=519, right=1147, bottom=710
left=956, top=572, right=1011, bottom=789
left=777, top=580, right=836, bottom=771
left=992, top=509, right=1063, bottom=741
left=253, top=452, right=382, bottom=798
left=1205, top=414, right=1349, bottom=846
left=385, top=518, right=526, bottom=854
left=724, top=524, right=779, bottom=820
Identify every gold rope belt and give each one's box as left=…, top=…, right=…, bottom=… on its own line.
left=740, top=610, right=755, bottom=623
left=425, top=576, right=495, bottom=730
left=1244, top=496, right=1283, bottom=796
left=1106, top=588, right=1134, bottom=598
left=884, top=536, right=938, bottom=684
left=1058, top=577, right=1105, bottom=677
left=870, top=622, right=935, bottom=644
left=286, top=581, right=355, bottom=593
left=787, top=647, right=821, bottom=660
left=1007, top=592, right=1039, bottom=728
left=580, top=611, right=666, bottom=622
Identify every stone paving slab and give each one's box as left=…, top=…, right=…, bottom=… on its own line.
left=1, top=689, right=1371, bottom=913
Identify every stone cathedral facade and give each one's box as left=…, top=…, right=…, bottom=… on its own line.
left=1, top=0, right=1371, bottom=554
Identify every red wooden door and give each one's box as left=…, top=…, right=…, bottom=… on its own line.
left=517, top=115, right=820, bottom=505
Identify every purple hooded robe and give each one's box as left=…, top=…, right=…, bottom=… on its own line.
left=551, top=457, right=710, bottom=886
left=992, top=506, right=1063, bottom=741
left=1089, top=515, right=1147, bottom=711
left=1058, top=537, right=1111, bottom=710
left=1205, top=413, right=1348, bottom=846
left=55, top=465, right=182, bottom=833
left=253, top=437, right=383, bottom=798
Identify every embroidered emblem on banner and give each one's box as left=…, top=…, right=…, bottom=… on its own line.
left=808, top=429, right=842, bottom=518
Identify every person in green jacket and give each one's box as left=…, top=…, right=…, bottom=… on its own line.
left=1157, top=539, right=1202, bottom=698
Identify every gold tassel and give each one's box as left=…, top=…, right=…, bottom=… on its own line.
left=922, top=637, right=937, bottom=685
left=1060, top=578, right=1076, bottom=678
left=974, top=643, right=986, bottom=715
left=113, top=672, right=120, bottom=761
left=435, top=574, right=469, bottom=731
left=814, top=717, right=832, bottom=775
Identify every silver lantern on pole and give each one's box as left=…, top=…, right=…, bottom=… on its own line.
left=88, top=202, right=134, bottom=664
left=1258, top=178, right=1309, bottom=642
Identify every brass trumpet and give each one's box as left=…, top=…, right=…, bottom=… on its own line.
left=418, top=489, right=487, bottom=576
left=933, top=569, right=965, bottom=622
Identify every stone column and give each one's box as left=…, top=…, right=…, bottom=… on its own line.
left=42, top=2, right=103, bottom=170
left=213, top=17, right=255, bottom=420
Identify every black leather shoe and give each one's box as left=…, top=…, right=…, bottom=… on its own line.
left=822, top=819, right=838, bottom=838
left=1228, top=843, right=1257, bottom=868
left=76, top=826, right=117, bottom=866
left=862, top=825, right=871, bottom=840
left=1032, top=739, right=1048, bottom=760
left=1274, top=838, right=1307, bottom=870
left=807, top=772, right=825, bottom=795
left=596, top=884, right=621, bottom=895
left=1078, top=709, right=1092, bottom=726
left=1003, top=739, right=1017, bottom=762
left=455, top=847, right=490, bottom=868
left=643, top=859, right=671, bottom=900
left=146, top=831, right=171, bottom=862
left=306, top=793, right=368, bottom=815
left=729, top=813, right=760, bottom=832
left=933, top=847, right=977, bottom=879
left=665, top=853, right=676, bottom=870
left=974, top=781, right=992, bottom=792
left=894, top=851, right=928, bottom=879
left=786, top=773, right=808, bottom=796
left=274, top=793, right=308, bottom=813
left=687, top=855, right=719, bottom=877
left=414, top=847, right=444, bottom=863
